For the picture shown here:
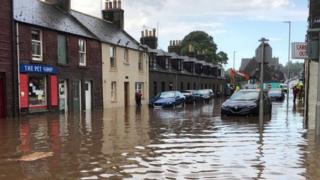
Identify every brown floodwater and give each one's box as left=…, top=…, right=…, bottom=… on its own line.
left=0, top=98, right=319, bottom=179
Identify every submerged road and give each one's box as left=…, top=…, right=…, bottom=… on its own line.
left=0, top=96, right=319, bottom=179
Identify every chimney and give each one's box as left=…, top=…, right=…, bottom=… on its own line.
left=102, top=0, right=124, bottom=29
left=140, top=28, right=158, bottom=49
left=168, top=39, right=182, bottom=54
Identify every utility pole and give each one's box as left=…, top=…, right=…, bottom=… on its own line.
left=284, top=21, right=291, bottom=108
left=259, top=37, right=269, bottom=129
left=233, top=51, right=236, bottom=70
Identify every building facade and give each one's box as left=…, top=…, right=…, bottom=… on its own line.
left=0, top=0, right=16, bottom=117
left=141, top=30, right=226, bottom=98
left=71, top=1, right=149, bottom=108
left=306, top=0, right=320, bottom=129
left=14, top=0, right=103, bottom=113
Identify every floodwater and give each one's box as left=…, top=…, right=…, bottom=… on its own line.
left=0, top=97, right=319, bottom=179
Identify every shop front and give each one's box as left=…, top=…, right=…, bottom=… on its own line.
left=20, top=64, right=58, bottom=113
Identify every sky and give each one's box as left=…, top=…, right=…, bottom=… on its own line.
left=71, top=0, right=308, bottom=70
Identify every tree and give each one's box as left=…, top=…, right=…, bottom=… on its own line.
left=180, top=31, right=228, bottom=64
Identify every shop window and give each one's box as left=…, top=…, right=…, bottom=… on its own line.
left=110, top=46, right=116, bottom=68
left=58, top=34, right=67, bottom=64
left=139, top=52, right=143, bottom=71
left=124, top=48, right=129, bottom=64
left=31, top=29, right=43, bottom=61
left=29, top=76, right=47, bottom=108
left=135, top=82, right=144, bottom=98
left=79, top=39, right=86, bottom=66
left=111, top=81, right=117, bottom=102
left=169, top=82, right=173, bottom=90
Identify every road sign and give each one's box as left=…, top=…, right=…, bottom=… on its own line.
left=292, top=42, right=308, bottom=59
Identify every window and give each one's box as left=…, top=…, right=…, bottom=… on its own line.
left=193, top=83, right=196, bottom=89
left=79, top=39, right=86, bottom=66
left=153, top=81, right=158, bottom=96
left=110, top=46, right=116, bottom=68
left=165, top=58, right=169, bottom=69
left=111, top=81, right=117, bottom=101
left=58, top=34, right=67, bottom=64
left=135, top=82, right=144, bottom=98
left=180, top=82, right=184, bottom=90
left=124, top=48, right=129, bottom=63
left=161, top=82, right=165, bottom=92
left=139, top=52, right=143, bottom=71
left=169, top=82, right=173, bottom=90
left=29, top=76, right=47, bottom=108
left=149, top=56, right=156, bottom=69
left=31, top=29, right=43, bottom=61
left=187, top=83, right=190, bottom=90
left=178, top=60, right=182, bottom=71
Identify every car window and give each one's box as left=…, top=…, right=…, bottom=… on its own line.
left=229, top=91, right=259, bottom=101
left=160, top=92, right=175, bottom=98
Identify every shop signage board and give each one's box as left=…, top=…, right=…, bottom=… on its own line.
left=20, top=64, right=58, bottom=74
left=292, top=42, right=308, bottom=59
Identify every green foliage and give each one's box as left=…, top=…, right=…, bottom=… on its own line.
left=180, top=31, right=228, bottom=65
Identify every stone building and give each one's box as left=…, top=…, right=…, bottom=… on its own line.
left=71, top=0, right=149, bottom=108
left=140, top=30, right=226, bottom=98
left=240, top=43, right=285, bottom=82
left=14, top=0, right=103, bottom=113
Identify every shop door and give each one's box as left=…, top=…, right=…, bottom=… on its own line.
left=0, top=75, right=5, bottom=118
left=85, top=81, right=91, bottom=110
left=73, top=81, right=81, bottom=112
left=59, top=80, right=68, bottom=112
left=124, top=82, right=129, bottom=107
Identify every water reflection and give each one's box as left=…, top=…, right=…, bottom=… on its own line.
left=0, top=99, right=318, bottom=179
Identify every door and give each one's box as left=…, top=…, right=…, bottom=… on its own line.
left=124, top=82, right=129, bottom=107
left=73, top=81, right=81, bottom=112
left=85, top=81, right=91, bottom=110
left=0, top=75, right=5, bottom=118
left=59, top=80, right=68, bottom=112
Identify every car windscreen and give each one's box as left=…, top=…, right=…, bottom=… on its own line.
left=160, top=92, right=175, bottom=98
left=229, top=91, right=259, bottom=101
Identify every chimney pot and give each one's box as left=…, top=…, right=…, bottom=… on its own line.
left=145, top=30, right=149, bottom=37
left=113, top=0, right=117, bottom=8
left=149, top=31, right=152, bottom=37
left=109, top=1, right=112, bottom=9
left=153, top=28, right=156, bottom=37
left=173, top=41, right=176, bottom=46
left=105, top=0, right=109, bottom=10
left=141, top=31, right=144, bottom=38
left=118, top=0, right=122, bottom=9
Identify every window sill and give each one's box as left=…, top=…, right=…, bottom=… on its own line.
left=123, top=62, right=130, bottom=65
left=57, top=63, right=69, bottom=67
left=110, top=68, right=118, bottom=72
left=78, top=65, right=88, bottom=69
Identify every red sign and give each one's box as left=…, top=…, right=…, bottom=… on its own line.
left=50, top=76, right=58, bottom=107
left=20, top=74, right=29, bottom=109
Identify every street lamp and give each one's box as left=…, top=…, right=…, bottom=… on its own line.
left=258, top=37, right=269, bottom=129
left=284, top=21, right=291, bottom=108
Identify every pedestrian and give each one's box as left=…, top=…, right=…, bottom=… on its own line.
left=135, top=90, right=142, bottom=107
left=293, top=85, right=298, bottom=104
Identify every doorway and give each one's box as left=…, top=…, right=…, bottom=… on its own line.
left=0, top=74, right=6, bottom=118
left=73, top=80, right=81, bottom=112
left=85, top=81, right=91, bottom=110
left=124, top=82, right=129, bottom=107
left=59, top=80, right=68, bottom=112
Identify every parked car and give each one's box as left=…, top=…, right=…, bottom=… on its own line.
left=149, top=93, right=161, bottom=107
left=153, top=91, right=186, bottom=108
left=181, top=90, right=195, bottom=104
left=280, top=84, right=288, bottom=93
left=194, top=89, right=214, bottom=103
left=268, top=89, right=285, bottom=102
left=221, top=89, right=272, bottom=116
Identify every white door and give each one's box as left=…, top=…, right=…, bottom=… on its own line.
left=85, top=81, right=91, bottom=110
left=59, top=80, right=68, bottom=112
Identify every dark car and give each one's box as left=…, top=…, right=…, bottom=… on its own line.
left=153, top=91, right=186, bottom=108
left=194, top=89, right=214, bottom=103
left=149, top=93, right=160, bottom=107
left=268, top=89, right=285, bottom=102
left=221, top=89, right=272, bottom=116
left=181, top=90, right=195, bottom=104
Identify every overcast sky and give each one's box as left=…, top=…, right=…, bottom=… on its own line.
left=71, top=0, right=308, bottom=69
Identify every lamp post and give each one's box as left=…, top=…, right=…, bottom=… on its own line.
left=259, top=37, right=269, bottom=129
left=284, top=21, right=291, bottom=108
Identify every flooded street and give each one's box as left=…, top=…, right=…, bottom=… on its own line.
left=0, top=97, right=319, bottom=179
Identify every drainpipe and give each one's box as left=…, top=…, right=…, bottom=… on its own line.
left=15, top=22, right=21, bottom=116
left=11, top=0, right=19, bottom=117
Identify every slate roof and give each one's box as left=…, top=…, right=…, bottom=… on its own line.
left=70, top=10, right=141, bottom=50
left=154, top=49, right=171, bottom=57
left=14, top=0, right=96, bottom=39
left=168, top=52, right=183, bottom=59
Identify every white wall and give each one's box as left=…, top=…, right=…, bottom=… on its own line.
left=307, top=60, right=318, bottom=129
left=102, top=43, right=149, bottom=108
